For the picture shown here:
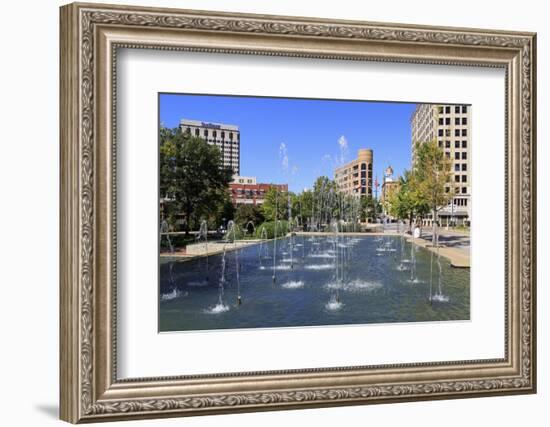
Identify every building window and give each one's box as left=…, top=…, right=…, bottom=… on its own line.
left=445, top=187, right=450, bottom=193
left=445, top=117, right=450, bottom=125
left=462, top=117, right=468, bottom=125
left=439, top=118, right=443, bottom=125
left=445, top=152, right=450, bottom=159
left=445, top=106, right=451, bottom=113
left=455, top=106, right=460, bottom=113
left=361, top=163, right=366, bottom=170
left=438, top=106, right=444, bottom=114
left=455, top=164, right=460, bottom=172
left=438, top=129, right=444, bottom=137
left=461, top=175, right=467, bottom=182
left=462, top=140, right=467, bottom=148
left=445, top=129, right=451, bottom=137
left=455, top=175, right=460, bottom=182
left=195, top=129, right=199, bottom=136
left=185, top=127, right=191, bottom=133
left=445, top=140, right=451, bottom=148
left=455, top=140, right=460, bottom=148
left=462, top=187, right=467, bottom=194
left=462, top=105, right=467, bottom=113
left=462, top=152, right=467, bottom=160
left=455, top=129, right=460, bottom=137
left=204, top=129, right=208, bottom=137
left=462, top=129, right=468, bottom=137
left=462, top=164, right=467, bottom=171
left=455, top=152, right=460, bottom=160
left=213, top=131, right=217, bottom=138
left=438, top=140, right=443, bottom=148
left=455, top=117, right=460, bottom=125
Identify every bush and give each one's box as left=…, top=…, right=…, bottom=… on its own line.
left=255, top=220, right=289, bottom=240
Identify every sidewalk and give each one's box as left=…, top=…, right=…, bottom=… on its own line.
left=406, top=233, right=470, bottom=268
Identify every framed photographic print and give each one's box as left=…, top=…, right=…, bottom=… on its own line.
left=60, top=2, right=537, bottom=423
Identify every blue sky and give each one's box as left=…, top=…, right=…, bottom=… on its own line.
left=159, top=93, right=417, bottom=194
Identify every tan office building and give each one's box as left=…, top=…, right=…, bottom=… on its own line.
left=411, top=104, right=471, bottom=226
left=180, top=119, right=241, bottom=174
left=334, top=148, right=373, bottom=198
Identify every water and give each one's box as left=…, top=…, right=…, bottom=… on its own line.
left=159, top=235, right=470, bottom=332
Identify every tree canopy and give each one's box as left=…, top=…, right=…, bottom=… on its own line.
left=384, top=140, right=451, bottom=231
left=159, top=127, right=233, bottom=233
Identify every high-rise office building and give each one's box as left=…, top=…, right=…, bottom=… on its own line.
left=411, top=104, right=471, bottom=225
left=180, top=119, right=240, bottom=174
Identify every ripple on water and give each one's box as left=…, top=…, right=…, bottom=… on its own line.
left=305, top=264, right=333, bottom=270
left=325, top=298, right=344, bottom=311
left=187, top=280, right=209, bottom=287
left=282, top=280, right=305, bottom=289
left=204, top=303, right=230, bottom=314
left=431, top=293, right=450, bottom=303
left=325, top=280, right=382, bottom=293
left=160, top=288, right=186, bottom=301
left=308, top=253, right=334, bottom=259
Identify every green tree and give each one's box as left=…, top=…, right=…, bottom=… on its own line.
left=294, top=190, right=313, bottom=229
left=261, top=187, right=289, bottom=221
left=159, top=128, right=233, bottom=235
left=211, top=191, right=235, bottom=231
left=387, top=169, right=429, bottom=230
left=311, top=176, right=338, bottom=225
left=413, top=140, right=453, bottom=239
left=360, top=196, right=377, bottom=222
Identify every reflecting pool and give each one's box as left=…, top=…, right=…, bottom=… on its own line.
left=159, top=235, right=470, bottom=332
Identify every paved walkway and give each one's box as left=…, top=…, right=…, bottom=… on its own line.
left=406, top=230, right=470, bottom=268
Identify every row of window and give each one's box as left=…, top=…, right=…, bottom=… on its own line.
left=438, top=128, right=468, bottom=137
left=438, top=105, right=468, bottom=114
left=209, top=140, right=239, bottom=146
left=453, top=198, right=468, bottom=207
left=454, top=163, right=468, bottom=172
left=185, top=127, right=239, bottom=140
left=439, top=140, right=468, bottom=149
left=445, top=186, right=469, bottom=194
left=233, top=189, right=266, bottom=196
left=444, top=152, right=468, bottom=160
left=439, top=117, right=468, bottom=126
left=454, top=174, right=468, bottom=183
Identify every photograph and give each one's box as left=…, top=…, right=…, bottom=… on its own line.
left=158, top=94, right=471, bottom=332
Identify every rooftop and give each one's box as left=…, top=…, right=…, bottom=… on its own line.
left=180, top=118, right=239, bottom=131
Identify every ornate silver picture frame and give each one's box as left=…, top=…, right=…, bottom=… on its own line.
left=60, top=2, right=536, bottom=423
